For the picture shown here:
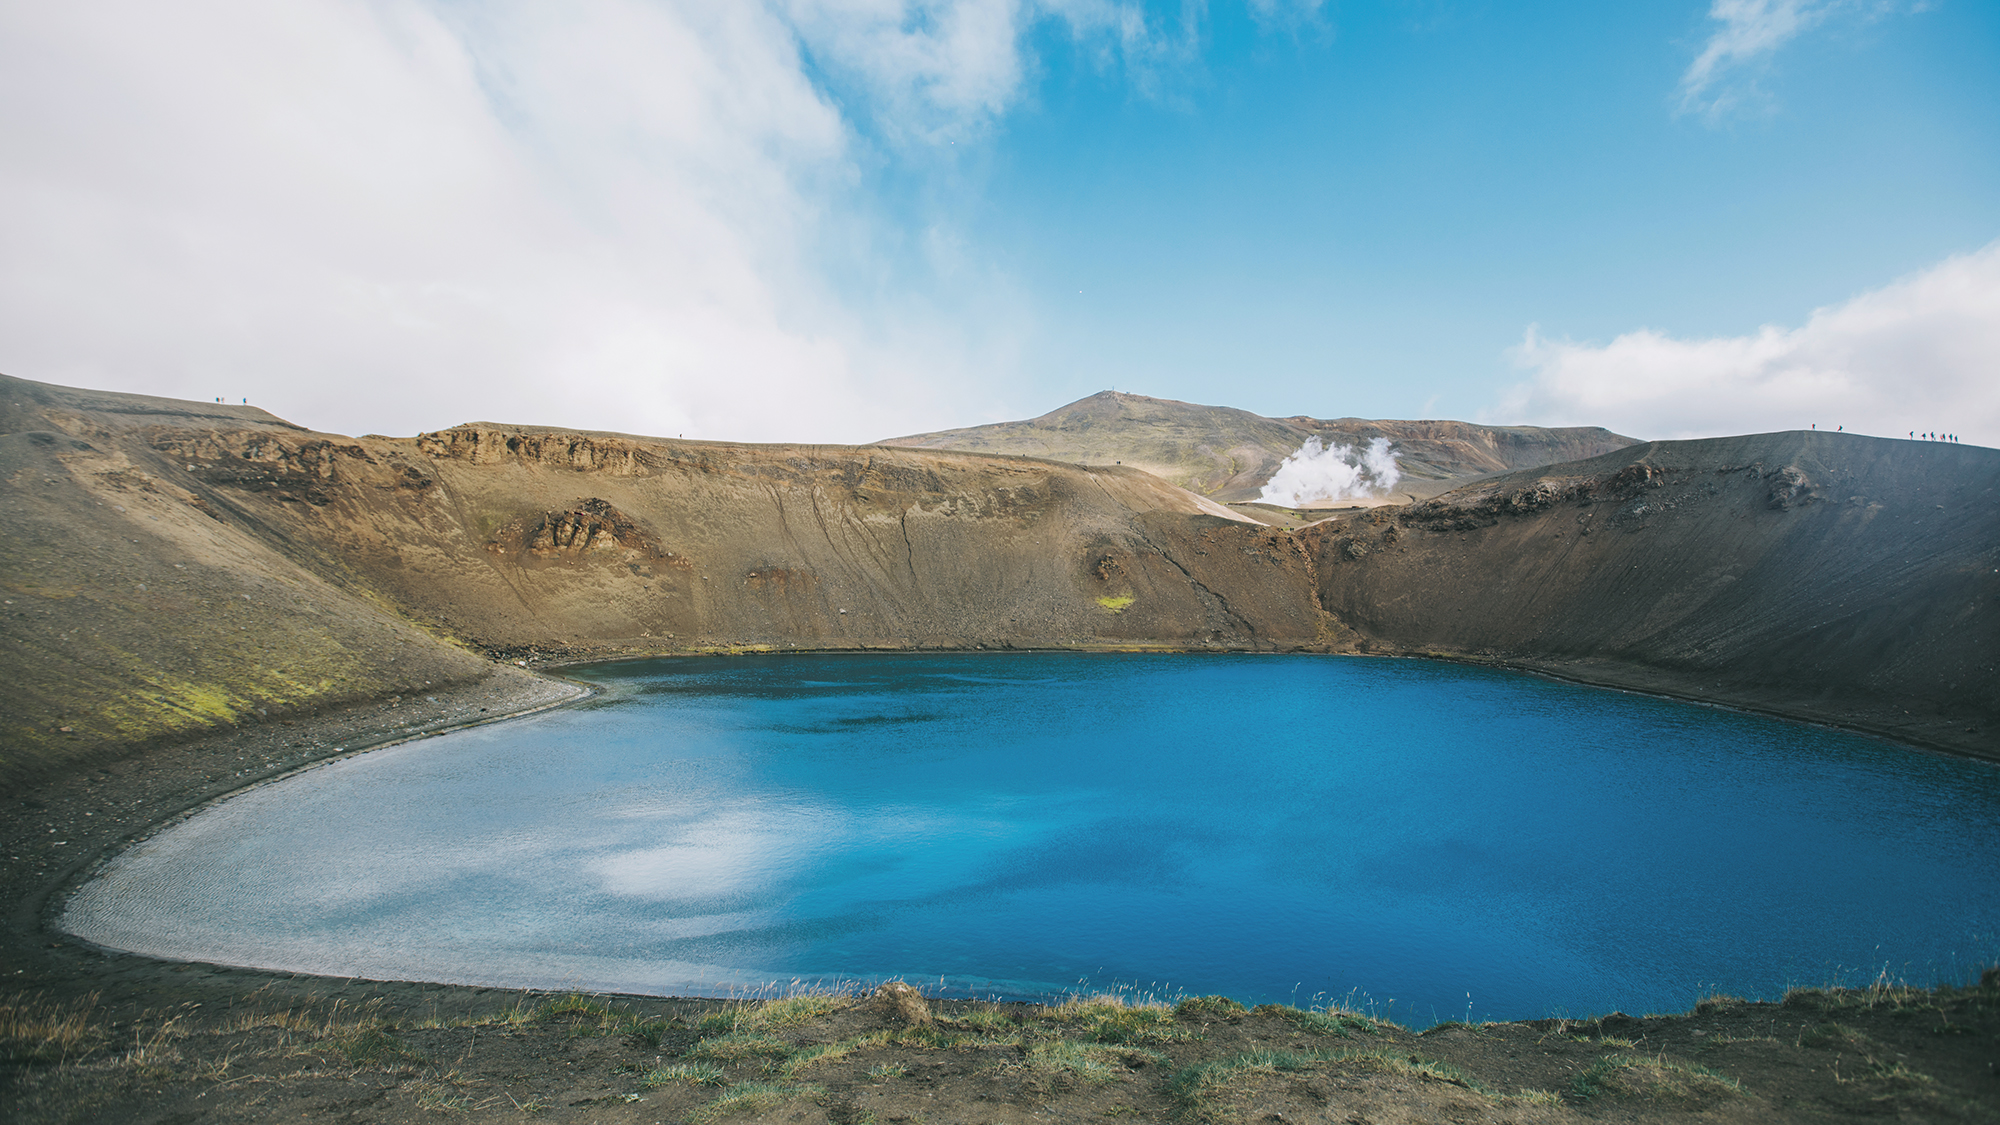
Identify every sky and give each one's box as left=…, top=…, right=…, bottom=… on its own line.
left=1, top=1, right=1995, bottom=446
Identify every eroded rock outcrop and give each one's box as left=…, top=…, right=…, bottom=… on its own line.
left=485, top=498, right=678, bottom=566
left=417, top=425, right=659, bottom=475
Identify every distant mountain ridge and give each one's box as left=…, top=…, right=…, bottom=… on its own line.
left=876, top=391, right=1639, bottom=503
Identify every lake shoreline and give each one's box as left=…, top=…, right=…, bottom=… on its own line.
left=7, top=656, right=2000, bottom=1123
left=12, top=647, right=1995, bottom=1021
left=1412, top=651, right=2000, bottom=767
left=4, top=666, right=589, bottom=1020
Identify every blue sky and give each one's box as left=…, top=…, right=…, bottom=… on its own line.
left=2, top=1, right=1995, bottom=444
left=962, top=1, right=1998, bottom=423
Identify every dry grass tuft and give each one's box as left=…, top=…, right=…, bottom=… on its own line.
left=939, top=1006, right=1018, bottom=1034
left=410, top=1078, right=474, bottom=1112
left=1268, top=1004, right=1390, bottom=1038
left=329, top=1026, right=424, bottom=1068
left=1572, top=1053, right=1741, bottom=1105
left=1784, top=968, right=1940, bottom=1015
left=640, top=1061, right=729, bottom=1087
left=1168, top=1043, right=1493, bottom=1121
left=744, top=990, right=849, bottom=1030
left=118, top=1016, right=190, bottom=1079
left=1048, top=998, right=1192, bottom=1045
left=1693, top=992, right=1746, bottom=1014
left=868, top=980, right=932, bottom=1027
left=0, top=992, right=104, bottom=1064
left=1027, top=1040, right=1164, bottom=1083
left=1861, top=1058, right=1938, bottom=1093
left=1173, top=995, right=1247, bottom=1021
left=1799, top=1021, right=1870, bottom=1050
left=222, top=1006, right=321, bottom=1035
left=685, top=1029, right=793, bottom=1062
left=779, top=1030, right=893, bottom=1077
left=688, top=1081, right=824, bottom=1123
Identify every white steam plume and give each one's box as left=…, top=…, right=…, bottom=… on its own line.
left=1257, top=436, right=1401, bottom=506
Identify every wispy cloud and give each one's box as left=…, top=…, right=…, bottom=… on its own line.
left=1494, top=242, right=2000, bottom=447
left=1244, top=0, right=1328, bottom=31
left=1677, top=0, right=1924, bottom=119
left=1678, top=0, right=1831, bottom=117
left=781, top=1, right=1208, bottom=140
left=780, top=0, right=1040, bottom=139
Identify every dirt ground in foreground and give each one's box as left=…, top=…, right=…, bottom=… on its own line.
left=5, top=976, right=1998, bottom=1124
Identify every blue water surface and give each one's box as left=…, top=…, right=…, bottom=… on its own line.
left=65, top=654, right=2000, bottom=1024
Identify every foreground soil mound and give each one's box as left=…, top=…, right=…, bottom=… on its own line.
left=7, top=973, right=1997, bottom=1123
left=877, top=389, right=1638, bottom=501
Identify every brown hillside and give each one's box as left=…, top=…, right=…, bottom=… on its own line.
left=0, top=375, right=1335, bottom=785
left=1304, top=431, right=1999, bottom=753
left=0, top=380, right=497, bottom=783
left=3, top=373, right=1993, bottom=780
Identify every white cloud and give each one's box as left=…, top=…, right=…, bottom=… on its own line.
left=0, top=1, right=1080, bottom=443
left=1494, top=241, right=2000, bottom=448
left=1677, top=0, right=1922, bottom=118
left=0, top=0, right=1235, bottom=442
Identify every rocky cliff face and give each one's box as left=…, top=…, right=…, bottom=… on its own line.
left=3, top=374, right=1993, bottom=784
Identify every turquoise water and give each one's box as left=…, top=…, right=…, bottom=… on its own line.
left=66, top=654, right=2000, bottom=1024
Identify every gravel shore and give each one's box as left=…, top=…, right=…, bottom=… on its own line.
left=3, top=665, right=586, bottom=1021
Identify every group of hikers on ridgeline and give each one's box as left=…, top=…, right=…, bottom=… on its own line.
left=1810, top=425, right=1961, bottom=441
